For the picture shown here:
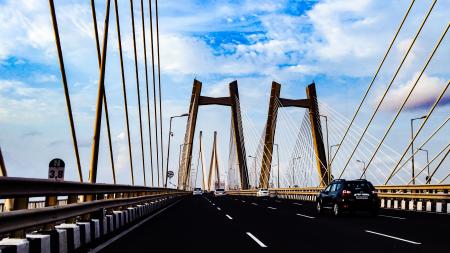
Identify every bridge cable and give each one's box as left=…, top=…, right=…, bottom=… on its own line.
left=330, top=0, right=416, bottom=166
left=426, top=149, right=450, bottom=184
left=155, top=0, right=165, bottom=187
left=364, top=79, right=449, bottom=181
left=130, top=0, right=146, bottom=186
left=148, top=0, right=161, bottom=187
left=408, top=142, right=450, bottom=184
left=114, top=0, right=134, bottom=185
left=338, top=0, right=437, bottom=179
left=90, top=0, right=116, bottom=184
left=140, top=0, right=155, bottom=187
left=48, top=0, right=83, bottom=182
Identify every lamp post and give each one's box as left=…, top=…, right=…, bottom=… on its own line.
left=418, top=148, right=430, bottom=183
left=248, top=155, right=257, bottom=189
left=330, top=144, right=339, bottom=180
left=319, top=115, right=330, bottom=183
left=292, top=156, right=301, bottom=187
left=411, top=115, right=426, bottom=185
left=356, top=159, right=366, bottom=179
left=165, top=113, right=189, bottom=187
left=273, top=143, right=280, bottom=188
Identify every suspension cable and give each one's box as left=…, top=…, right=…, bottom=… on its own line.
left=48, top=0, right=83, bottom=182
left=114, top=0, right=134, bottom=185
left=90, top=0, right=116, bottom=184
left=140, top=0, right=155, bottom=187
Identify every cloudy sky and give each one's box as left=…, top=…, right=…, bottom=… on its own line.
left=0, top=0, right=449, bottom=187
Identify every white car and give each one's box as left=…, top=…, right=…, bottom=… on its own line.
left=256, top=188, right=270, bottom=197
left=193, top=188, right=203, bottom=195
left=214, top=188, right=226, bottom=197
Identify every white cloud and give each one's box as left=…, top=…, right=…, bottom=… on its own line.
left=379, top=73, right=449, bottom=111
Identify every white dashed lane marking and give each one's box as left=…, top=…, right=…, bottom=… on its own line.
left=365, top=230, right=421, bottom=245
left=226, top=214, right=233, bottom=220
left=296, top=213, right=315, bottom=219
left=267, top=206, right=277, bottom=210
left=246, top=232, right=267, bottom=248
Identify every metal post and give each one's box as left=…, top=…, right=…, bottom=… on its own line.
left=292, top=156, right=301, bottom=187
left=274, top=143, right=280, bottom=188
left=165, top=114, right=188, bottom=187
left=419, top=148, right=430, bottom=182
left=320, top=115, right=330, bottom=183
left=356, top=159, right=366, bottom=179
left=411, top=116, right=426, bottom=185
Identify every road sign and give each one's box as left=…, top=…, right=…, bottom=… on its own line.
left=167, top=170, right=174, bottom=178
left=48, top=158, right=65, bottom=181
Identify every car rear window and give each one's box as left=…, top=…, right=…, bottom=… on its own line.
left=216, top=189, right=224, bottom=192
left=194, top=188, right=201, bottom=191
left=345, top=181, right=374, bottom=191
left=260, top=189, right=268, bottom=191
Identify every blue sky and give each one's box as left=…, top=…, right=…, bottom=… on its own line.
left=0, top=0, right=449, bottom=187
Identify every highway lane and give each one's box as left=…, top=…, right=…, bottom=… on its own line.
left=97, top=195, right=450, bottom=252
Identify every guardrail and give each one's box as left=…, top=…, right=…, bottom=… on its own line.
left=0, top=177, right=188, bottom=252
left=227, top=184, right=450, bottom=213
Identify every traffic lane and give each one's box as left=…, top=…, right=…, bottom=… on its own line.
left=240, top=196, right=450, bottom=249
left=218, top=195, right=425, bottom=252
left=99, top=196, right=250, bottom=252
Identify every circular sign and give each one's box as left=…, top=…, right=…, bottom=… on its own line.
left=167, top=170, right=174, bottom=178
left=48, top=158, right=65, bottom=181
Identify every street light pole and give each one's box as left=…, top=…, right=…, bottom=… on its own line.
left=164, top=113, right=189, bottom=187
left=329, top=144, right=339, bottom=180
left=418, top=148, right=430, bottom=183
left=273, top=144, right=280, bottom=188
left=356, top=159, right=366, bottom=179
left=248, top=155, right=257, bottom=189
left=320, top=115, right=330, bottom=183
left=292, top=156, right=301, bottom=187
left=411, top=115, right=426, bottom=185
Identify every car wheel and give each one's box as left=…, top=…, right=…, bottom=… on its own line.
left=333, top=203, right=340, bottom=216
left=316, top=201, right=323, bottom=214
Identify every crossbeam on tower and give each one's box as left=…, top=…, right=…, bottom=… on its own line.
left=259, top=82, right=329, bottom=188
left=179, top=80, right=250, bottom=190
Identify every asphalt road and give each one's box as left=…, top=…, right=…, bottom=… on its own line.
left=98, top=195, right=450, bottom=252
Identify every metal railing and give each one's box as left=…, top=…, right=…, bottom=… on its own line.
left=227, top=184, right=450, bottom=204
left=0, top=177, right=188, bottom=236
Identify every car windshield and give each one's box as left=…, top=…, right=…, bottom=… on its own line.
left=345, top=181, right=374, bottom=192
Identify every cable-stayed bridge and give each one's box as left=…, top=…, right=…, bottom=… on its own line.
left=0, top=0, right=449, bottom=252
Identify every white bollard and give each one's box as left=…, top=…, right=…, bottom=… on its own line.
left=0, top=238, right=29, bottom=253
left=76, top=222, right=91, bottom=245
left=436, top=202, right=442, bottom=213
left=393, top=200, right=398, bottom=209
left=408, top=200, right=414, bottom=210
left=90, top=219, right=101, bottom=239
left=426, top=201, right=432, bottom=212
left=105, top=215, right=114, bottom=233
left=387, top=200, right=391, bottom=208
left=27, top=234, right=51, bottom=253
left=401, top=200, right=406, bottom=210
left=447, top=203, right=450, bottom=214
left=380, top=199, right=385, bottom=208
left=54, top=224, right=80, bottom=252
left=417, top=201, right=423, bottom=211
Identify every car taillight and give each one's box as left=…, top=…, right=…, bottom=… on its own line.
left=342, top=190, right=352, bottom=198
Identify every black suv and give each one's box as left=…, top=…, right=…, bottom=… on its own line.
left=316, top=179, right=379, bottom=216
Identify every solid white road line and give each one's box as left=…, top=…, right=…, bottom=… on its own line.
left=226, top=214, right=233, bottom=220
left=252, top=203, right=258, bottom=206
left=296, top=213, right=315, bottom=219
left=293, top=203, right=303, bottom=206
left=267, top=206, right=277, bottom=210
left=246, top=232, right=267, bottom=248
left=365, top=230, right=421, bottom=245
left=378, top=214, right=406, bottom=220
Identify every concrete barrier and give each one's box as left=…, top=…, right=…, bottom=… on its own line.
left=0, top=238, right=29, bottom=253
left=26, top=234, right=50, bottom=253
left=76, top=222, right=91, bottom=245
left=55, top=224, right=80, bottom=252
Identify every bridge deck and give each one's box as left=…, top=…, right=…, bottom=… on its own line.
left=98, top=195, right=449, bottom=252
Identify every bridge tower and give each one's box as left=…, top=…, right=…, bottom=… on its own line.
left=178, top=80, right=250, bottom=190
left=259, top=82, right=329, bottom=188
left=207, top=131, right=221, bottom=191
